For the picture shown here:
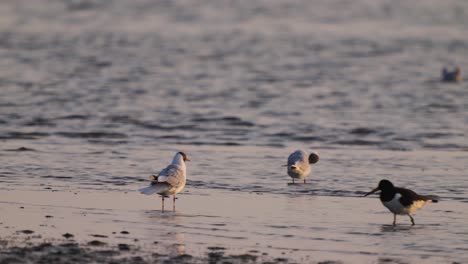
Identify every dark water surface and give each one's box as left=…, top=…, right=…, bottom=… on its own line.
left=1, top=0, right=468, bottom=263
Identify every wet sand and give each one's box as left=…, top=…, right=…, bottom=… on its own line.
left=1, top=188, right=466, bottom=263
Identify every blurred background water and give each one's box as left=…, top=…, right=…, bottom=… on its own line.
left=1, top=0, right=467, bottom=196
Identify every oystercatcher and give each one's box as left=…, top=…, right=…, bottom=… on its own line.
left=364, top=179, right=438, bottom=225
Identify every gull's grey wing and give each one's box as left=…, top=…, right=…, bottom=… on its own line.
left=157, top=164, right=185, bottom=187
left=287, top=150, right=307, bottom=165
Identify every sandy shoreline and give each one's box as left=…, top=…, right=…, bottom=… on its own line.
left=0, top=189, right=345, bottom=263
left=1, top=188, right=465, bottom=263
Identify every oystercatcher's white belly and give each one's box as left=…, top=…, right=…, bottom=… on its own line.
left=383, top=193, right=428, bottom=215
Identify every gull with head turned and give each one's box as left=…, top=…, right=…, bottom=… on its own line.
left=286, top=150, right=319, bottom=184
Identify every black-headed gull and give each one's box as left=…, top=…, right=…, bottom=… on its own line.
left=139, top=152, right=190, bottom=211
left=286, top=150, right=319, bottom=184
left=364, top=179, right=438, bottom=226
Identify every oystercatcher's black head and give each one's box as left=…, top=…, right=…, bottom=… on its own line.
left=364, top=179, right=395, bottom=196
left=377, top=179, right=394, bottom=191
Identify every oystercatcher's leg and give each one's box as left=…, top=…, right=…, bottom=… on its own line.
left=161, top=196, right=165, bottom=212
left=393, top=214, right=397, bottom=226
left=173, top=195, right=176, bottom=211
left=409, top=214, right=415, bottom=225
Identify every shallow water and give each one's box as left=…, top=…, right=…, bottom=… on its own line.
left=1, top=0, right=468, bottom=263
left=1, top=189, right=467, bottom=263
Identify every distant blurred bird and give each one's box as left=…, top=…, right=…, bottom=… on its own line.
left=364, top=179, right=438, bottom=226
left=138, top=152, right=190, bottom=212
left=441, top=67, right=461, bottom=83
left=286, top=150, right=319, bottom=184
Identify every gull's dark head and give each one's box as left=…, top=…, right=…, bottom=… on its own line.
left=364, top=179, right=394, bottom=197
left=308, top=152, right=319, bottom=164
left=178, top=151, right=190, bottom=162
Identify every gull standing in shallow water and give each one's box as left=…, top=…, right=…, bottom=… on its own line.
left=364, top=179, right=438, bottom=226
left=138, top=152, right=190, bottom=212
left=286, top=150, right=319, bottom=184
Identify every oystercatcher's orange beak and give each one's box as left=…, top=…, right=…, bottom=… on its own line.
left=364, top=187, right=379, bottom=197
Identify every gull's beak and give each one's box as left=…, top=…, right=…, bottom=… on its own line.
left=186, top=158, right=191, bottom=162
left=364, top=187, right=379, bottom=197
left=282, top=164, right=288, bottom=167
left=149, top=175, right=158, bottom=181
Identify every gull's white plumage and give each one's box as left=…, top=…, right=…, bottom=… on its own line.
left=138, top=152, right=189, bottom=211
left=287, top=150, right=319, bottom=183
